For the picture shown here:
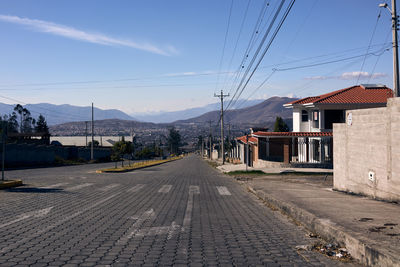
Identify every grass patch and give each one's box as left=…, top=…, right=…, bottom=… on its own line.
left=206, top=160, right=220, bottom=168
left=98, top=156, right=183, bottom=173
left=226, top=170, right=266, bottom=176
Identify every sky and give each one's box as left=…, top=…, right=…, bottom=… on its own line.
left=0, top=0, right=395, bottom=116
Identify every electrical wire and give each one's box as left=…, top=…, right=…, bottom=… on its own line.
left=228, top=0, right=296, bottom=111
left=356, top=9, right=382, bottom=84
left=226, top=0, right=287, bottom=111
left=222, top=0, right=252, bottom=92
left=214, top=0, right=234, bottom=93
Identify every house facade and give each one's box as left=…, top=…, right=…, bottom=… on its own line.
left=235, top=84, right=393, bottom=168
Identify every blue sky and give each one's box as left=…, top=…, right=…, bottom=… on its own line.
left=0, top=0, right=395, bottom=115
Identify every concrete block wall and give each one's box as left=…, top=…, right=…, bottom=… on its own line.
left=333, top=97, right=400, bottom=202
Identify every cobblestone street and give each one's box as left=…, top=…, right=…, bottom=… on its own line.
left=0, top=156, right=355, bottom=266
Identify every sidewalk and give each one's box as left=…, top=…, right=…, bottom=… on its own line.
left=217, top=161, right=333, bottom=174
left=223, top=168, right=400, bottom=267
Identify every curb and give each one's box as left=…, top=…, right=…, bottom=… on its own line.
left=0, top=179, right=23, bottom=189
left=97, top=158, right=182, bottom=173
left=245, top=183, right=400, bottom=267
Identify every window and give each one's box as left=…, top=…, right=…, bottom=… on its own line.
left=313, top=110, right=319, bottom=128
left=301, top=110, right=308, bottom=122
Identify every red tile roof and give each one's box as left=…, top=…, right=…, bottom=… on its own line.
left=236, top=135, right=258, bottom=144
left=285, top=85, right=393, bottom=106
left=252, top=131, right=333, bottom=137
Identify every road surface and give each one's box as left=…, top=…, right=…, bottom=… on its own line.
left=0, top=155, right=353, bottom=266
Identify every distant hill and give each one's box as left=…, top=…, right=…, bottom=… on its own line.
left=0, top=103, right=135, bottom=125
left=49, top=97, right=297, bottom=141
left=176, top=96, right=296, bottom=124
left=131, top=99, right=265, bottom=123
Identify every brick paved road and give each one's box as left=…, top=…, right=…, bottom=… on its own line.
left=0, top=156, right=355, bottom=266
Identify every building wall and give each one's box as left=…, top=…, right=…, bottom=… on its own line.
left=333, top=97, right=400, bottom=202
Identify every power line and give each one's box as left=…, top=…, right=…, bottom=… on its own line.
left=226, top=0, right=287, bottom=111
left=272, top=46, right=390, bottom=72
left=228, top=0, right=296, bottom=111
left=0, top=94, right=90, bottom=121
left=214, top=0, right=234, bottom=92
left=226, top=0, right=270, bottom=97
left=222, top=0, right=252, bottom=92
left=356, top=9, right=382, bottom=84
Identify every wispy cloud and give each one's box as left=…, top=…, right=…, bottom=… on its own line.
left=305, top=71, right=387, bottom=81
left=163, top=70, right=237, bottom=77
left=0, top=14, right=177, bottom=56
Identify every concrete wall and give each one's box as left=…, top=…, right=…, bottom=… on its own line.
left=333, top=97, right=400, bottom=202
left=3, top=143, right=111, bottom=167
left=50, top=136, right=133, bottom=147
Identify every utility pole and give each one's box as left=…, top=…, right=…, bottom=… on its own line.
left=91, top=103, right=94, bottom=161
left=85, top=121, right=88, bottom=147
left=1, top=121, right=7, bottom=181
left=246, top=134, right=249, bottom=172
left=214, top=90, right=229, bottom=164
left=201, top=136, right=204, bottom=158
left=228, top=123, right=231, bottom=159
left=380, top=1, right=400, bottom=96
left=208, top=120, right=212, bottom=159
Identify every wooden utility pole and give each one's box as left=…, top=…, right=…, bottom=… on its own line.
left=214, top=90, right=229, bottom=164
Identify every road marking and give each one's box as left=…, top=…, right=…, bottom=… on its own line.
left=119, top=210, right=181, bottom=243
left=0, top=193, right=119, bottom=254
left=117, top=209, right=156, bottom=245
left=99, top=184, right=120, bottom=191
left=216, top=186, right=231, bottom=196
left=127, top=184, right=146, bottom=193
left=0, top=207, right=53, bottom=229
left=158, top=184, right=172, bottom=193
left=80, top=176, right=87, bottom=179
left=182, top=185, right=200, bottom=232
left=40, top=183, right=69, bottom=189
left=66, top=183, right=93, bottom=191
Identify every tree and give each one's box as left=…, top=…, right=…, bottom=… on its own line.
left=35, top=114, right=49, bottom=134
left=111, top=139, right=132, bottom=167
left=4, top=112, right=18, bottom=133
left=88, top=140, right=100, bottom=147
left=167, top=127, right=181, bottom=155
left=274, top=117, right=290, bottom=132
left=13, top=104, right=35, bottom=133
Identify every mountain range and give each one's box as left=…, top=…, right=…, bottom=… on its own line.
left=131, top=99, right=264, bottom=123
left=0, top=103, right=135, bottom=125
left=177, top=96, right=295, bottom=124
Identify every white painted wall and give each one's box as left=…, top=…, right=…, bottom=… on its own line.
left=292, top=109, right=300, bottom=132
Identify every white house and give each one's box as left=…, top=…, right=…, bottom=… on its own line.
left=284, top=84, right=393, bottom=132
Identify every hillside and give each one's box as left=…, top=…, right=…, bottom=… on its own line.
left=176, top=96, right=296, bottom=124
left=132, top=99, right=264, bottom=123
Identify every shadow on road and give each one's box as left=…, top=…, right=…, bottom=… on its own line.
left=6, top=187, right=67, bottom=193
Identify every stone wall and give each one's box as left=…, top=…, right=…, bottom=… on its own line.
left=333, top=97, right=400, bottom=202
